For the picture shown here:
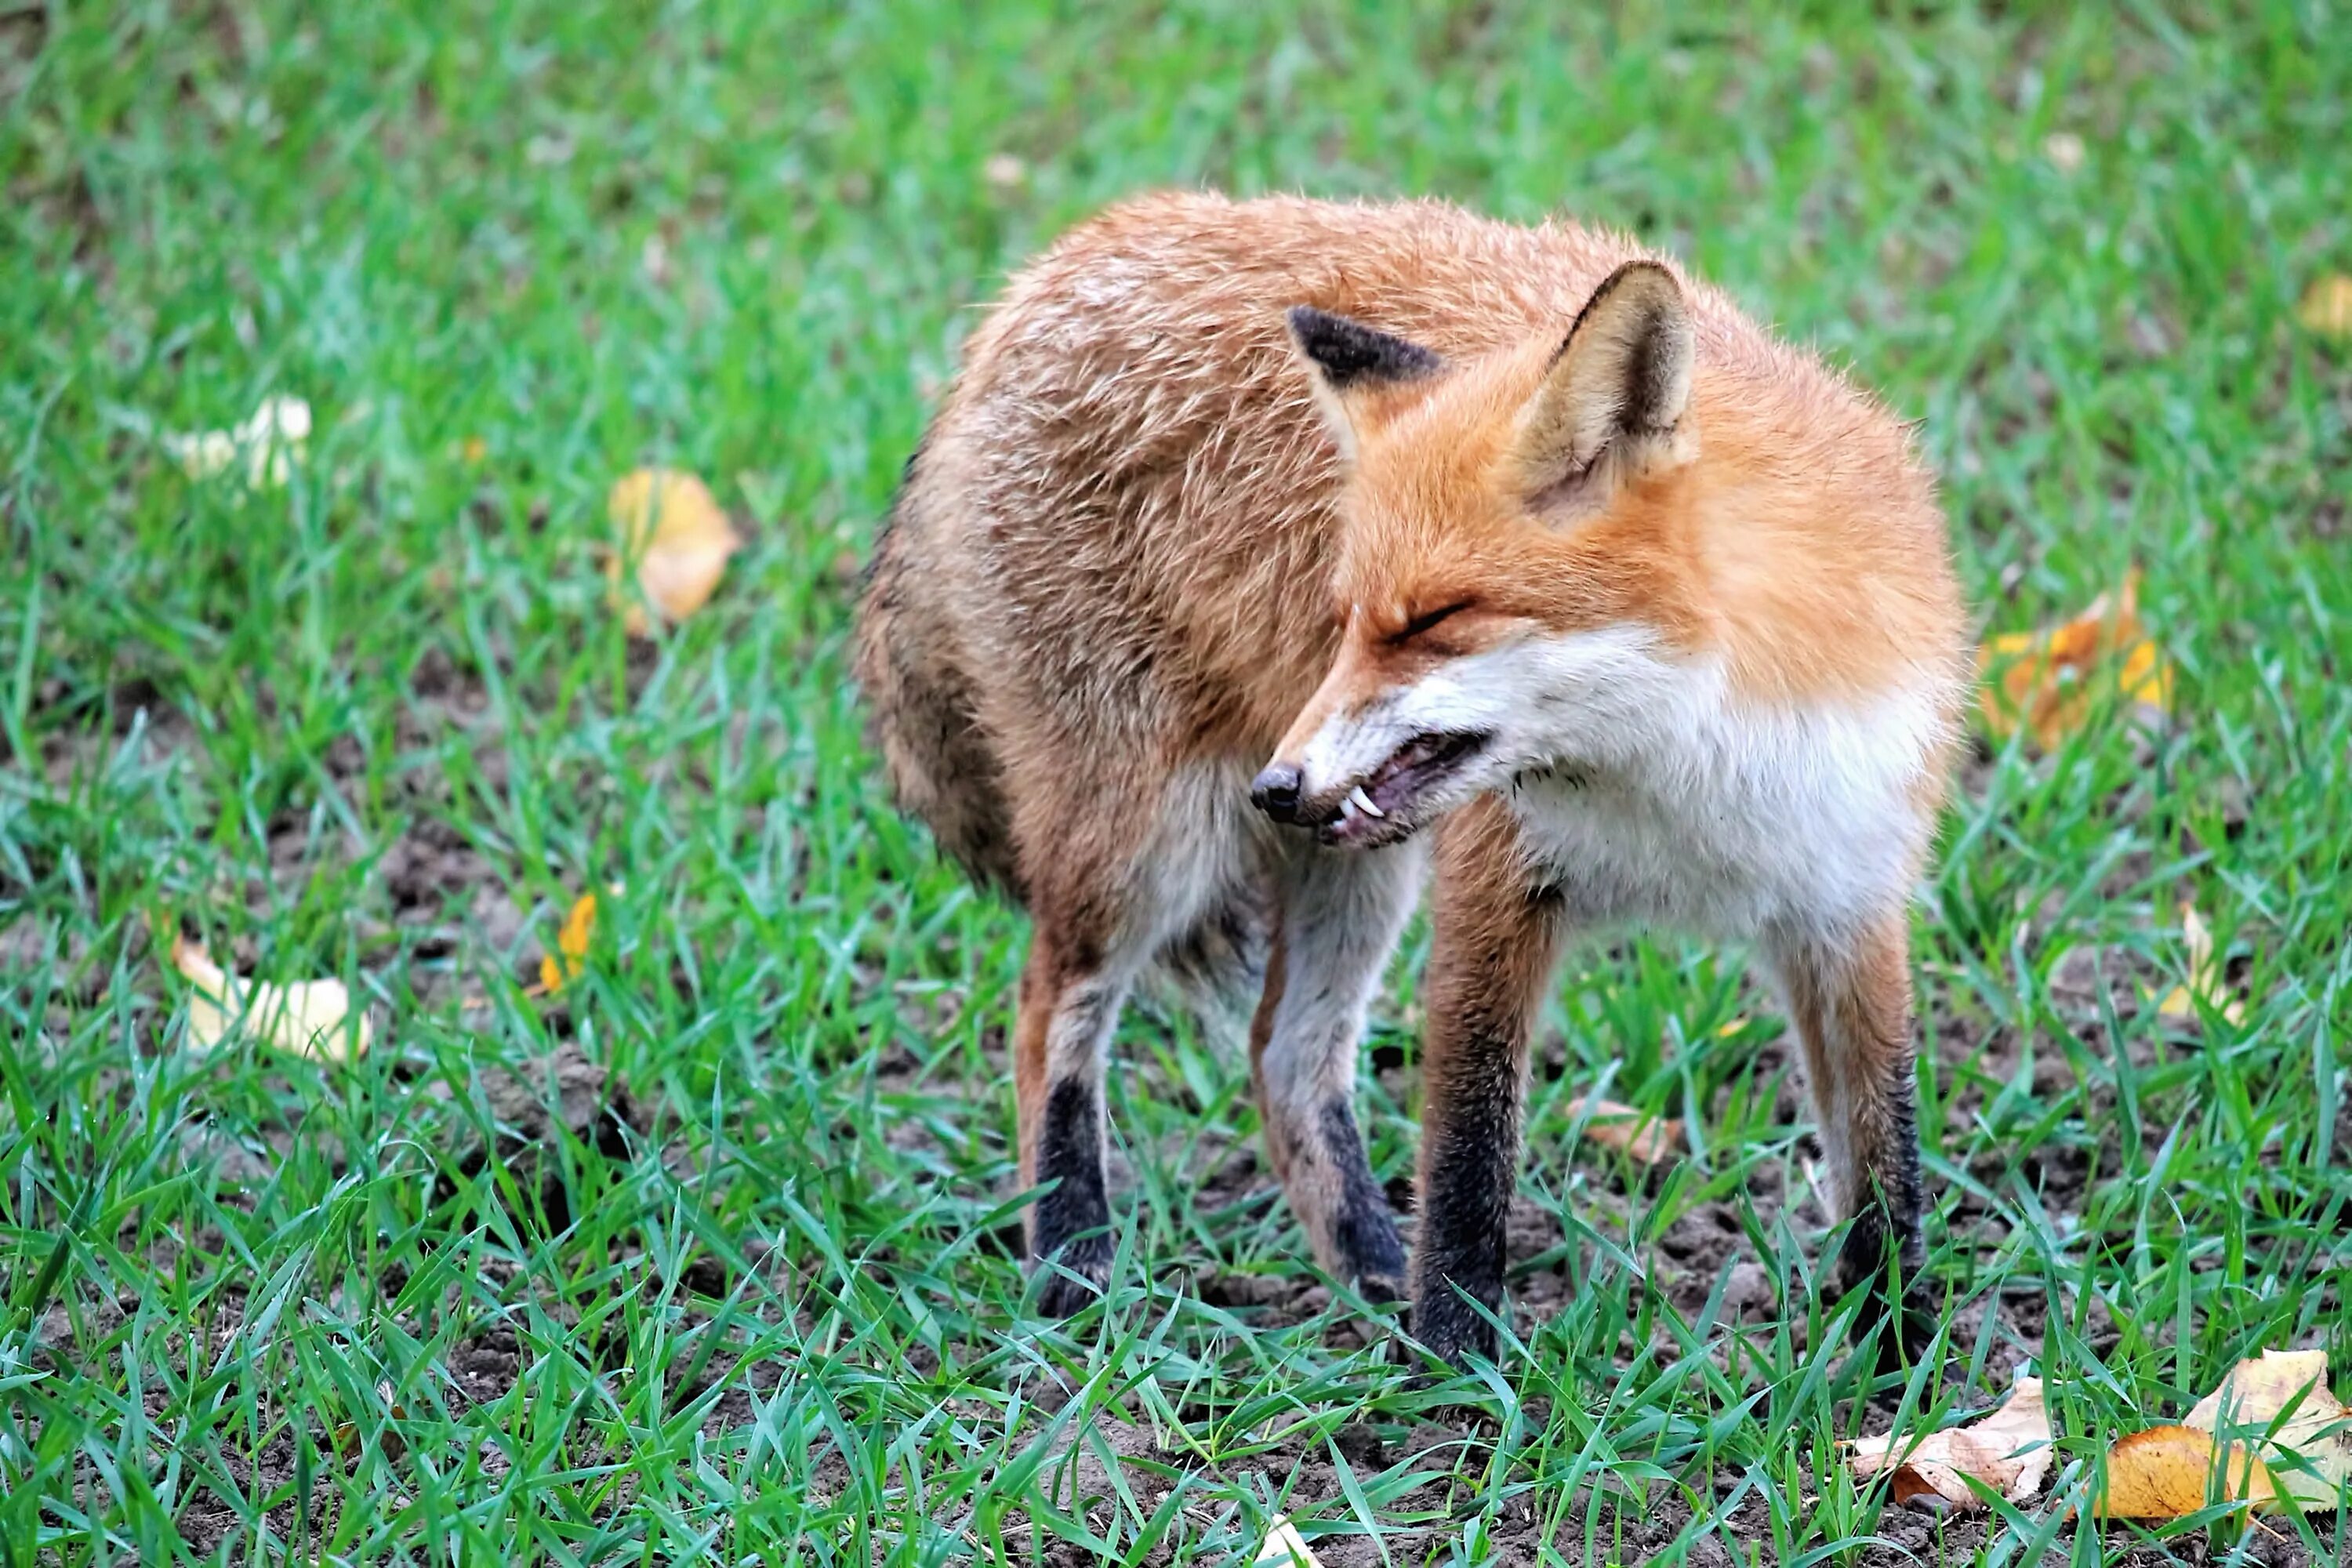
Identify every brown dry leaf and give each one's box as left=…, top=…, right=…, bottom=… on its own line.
left=1565, top=1095, right=1682, bottom=1166
left=2157, top=901, right=2245, bottom=1025
left=536, top=892, right=597, bottom=996
left=2299, top=274, right=2352, bottom=340
left=2184, top=1349, right=2352, bottom=1511
left=171, top=930, right=371, bottom=1061
left=2097, top=1425, right=2276, bottom=1519
left=1850, top=1376, right=2054, bottom=1510
left=605, top=468, right=742, bottom=634
left=332, top=1383, right=409, bottom=1465
left=1978, top=572, right=2171, bottom=750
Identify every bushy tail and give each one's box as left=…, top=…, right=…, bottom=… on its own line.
left=853, top=452, right=1022, bottom=898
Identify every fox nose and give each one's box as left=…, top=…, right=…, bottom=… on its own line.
left=1250, top=763, right=1305, bottom=823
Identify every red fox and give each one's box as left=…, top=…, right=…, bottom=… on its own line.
left=857, top=192, right=1966, bottom=1363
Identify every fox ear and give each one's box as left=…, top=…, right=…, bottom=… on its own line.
left=1508, top=260, right=1695, bottom=509
left=1287, top=306, right=1443, bottom=461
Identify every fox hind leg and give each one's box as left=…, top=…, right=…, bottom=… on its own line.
left=1014, top=926, right=1133, bottom=1316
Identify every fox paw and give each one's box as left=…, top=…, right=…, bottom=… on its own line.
left=1031, top=1238, right=1113, bottom=1317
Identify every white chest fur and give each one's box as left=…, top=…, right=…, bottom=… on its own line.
left=1494, top=644, right=1942, bottom=940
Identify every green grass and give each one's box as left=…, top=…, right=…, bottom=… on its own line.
left=4, top=2, right=2350, bottom=1563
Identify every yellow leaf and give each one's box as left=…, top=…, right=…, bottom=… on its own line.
left=2096, top=1425, right=2274, bottom=1519
left=461, top=436, right=488, bottom=463
left=605, top=468, right=742, bottom=633
left=1977, top=572, right=2171, bottom=750
left=2184, top=1349, right=2352, bottom=1511
left=1566, top=1095, right=1682, bottom=1167
left=2299, top=274, right=2352, bottom=340
left=1849, top=1375, right=2054, bottom=1510
left=2158, top=900, right=2244, bottom=1025
left=171, top=930, right=370, bottom=1061
left=538, top=892, right=597, bottom=996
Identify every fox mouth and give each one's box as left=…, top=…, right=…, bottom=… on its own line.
left=1317, top=731, right=1490, bottom=848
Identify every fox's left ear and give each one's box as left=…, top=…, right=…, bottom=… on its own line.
left=1287, top=306, right=1443, bottom=462
left=1508, top=260, right=1696, bottom=509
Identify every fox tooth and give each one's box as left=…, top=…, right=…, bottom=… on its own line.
left=1348, top=785, right=1385, bottom=818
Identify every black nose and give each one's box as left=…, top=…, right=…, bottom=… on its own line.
left=1250, top=763, right=1304, bottom=822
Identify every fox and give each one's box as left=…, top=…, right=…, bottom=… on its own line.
left=855, top=191, right=1967, bottom=1365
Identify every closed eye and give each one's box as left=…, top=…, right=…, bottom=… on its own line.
left=1390, top=599, right=1475, bottom=644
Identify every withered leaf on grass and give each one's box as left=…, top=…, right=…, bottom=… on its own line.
left=1253, top=1515, right=1323, bottom=1567
left=163, top=395, right=312, bottom=488
left=1849, top=1375, right=2053, bottom=1510
left=1565, top=1095, right=1682, bottom=1166
left=2096, top=1425, right=2275, bottom=1519
left=605, top=468, right=742, bottom=634
left=1978, top=573, right=2170, bottom=750
left=2183, top=1350, right=2352, bottom=1510
left=535, top=891, right=597, bottom=996
left=2098, top=1350, right=2350, bottom=1519
left=171, top=930, right=371, bottom=1061
left=2156, top=900, right=2245, bottom=1025
left=2299, top=274, right=2352, bottom=341
left=332, top=1383, right=408, bottom=1465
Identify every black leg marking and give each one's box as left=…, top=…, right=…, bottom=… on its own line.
left=1032, top=1076, right=1112, bottom=1316
left=1411, top=1068, right=1520, bottom=1366
left=1318, top=1099, right=1406, bottom=1298
left=1832, top=1078, right=1930, bottom=1367
left=1834, top=1063, right=1926, bottom=1294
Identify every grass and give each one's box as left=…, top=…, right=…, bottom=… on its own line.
left=2, top=1, right=2349, bottom=1563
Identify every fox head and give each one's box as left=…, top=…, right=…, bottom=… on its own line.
left=1251, top=261, right=1708, bottom=848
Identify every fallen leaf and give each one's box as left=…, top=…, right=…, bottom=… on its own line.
left=2184, top=1349, right=2352, bottom=1510
left=2097, top=1425, right=2275, bottom=1519
left=605, top=468, right=741, bottom=633
left=163, top=395, right=311, bottom=488
left=1566, top=1095, right=1682, bottom=1166
left=171, top=930, right=370, bottom=1061
left=332, top=1383, right=409, bottom=1465
left=1978, top=572, right=2171, bottom=750
left=460, top=436, right=488, bottom=463
left=2157, top=900, right=2245, bottom=1025
left=1850, top=1376, right=2054, bottom=1510
left=1253, top=1515, right=1323, bottom=1567
left=536, top=891, right=597, bottom=996
left=2298, top=274, right=2352, bottom=340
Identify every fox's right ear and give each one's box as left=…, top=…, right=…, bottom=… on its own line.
left=1287, top=306, right=1443, bottom=462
